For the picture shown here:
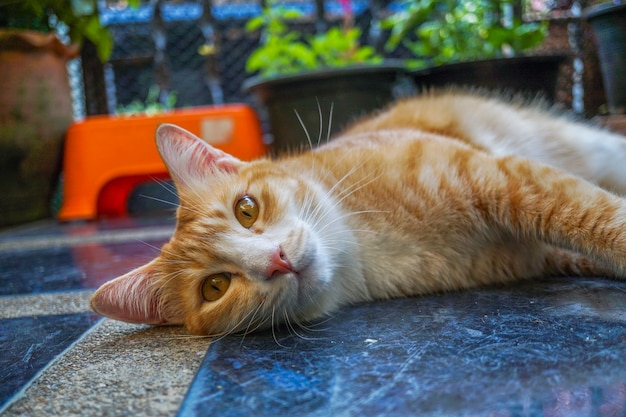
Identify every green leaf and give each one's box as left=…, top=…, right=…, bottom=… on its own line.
left=245, top=16, right=265, bottom=32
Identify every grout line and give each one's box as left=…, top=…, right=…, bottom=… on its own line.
left=2, top=319, right=211, bottom=416
left=0, top=317, right=105, bottom=416
left=0, top=290, right=95, bottom=319
left=0, top=226, right=175, bottom=252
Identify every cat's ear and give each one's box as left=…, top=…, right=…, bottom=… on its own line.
left=90, top=260, right=182, bottom=325
left=155, top=123, right=243, bottom=189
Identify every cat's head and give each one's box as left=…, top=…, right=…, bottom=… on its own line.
left=90, top=124, right=360, bottom=335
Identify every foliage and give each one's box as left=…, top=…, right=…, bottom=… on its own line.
left=0, top=0, right=140, bottom=61
left=383, top=0, right=547, bottom=68
left=245, top=0, right=382, bottom=78
left=116, top=85, right=178, bottom=116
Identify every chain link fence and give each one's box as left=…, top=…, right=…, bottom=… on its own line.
left=73, top=0, right=605, bottom=121
left=78, top=1, right=384, bottom=116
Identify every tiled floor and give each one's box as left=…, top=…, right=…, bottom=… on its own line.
left=1, top=217, right=625, bottom=416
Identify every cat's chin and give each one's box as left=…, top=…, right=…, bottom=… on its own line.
left=287, top=244, right=344, bottom=321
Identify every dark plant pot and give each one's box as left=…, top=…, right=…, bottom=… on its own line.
left=584, top=2, right=626, bottom=115
left=0, top=30, right=78, bottom=227
left=243, top=64, right=407, bottom=154
left=410, top=55, right=568, bottom=102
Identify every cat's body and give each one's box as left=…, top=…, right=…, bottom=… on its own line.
left=91, top=91, right=626, bottom=336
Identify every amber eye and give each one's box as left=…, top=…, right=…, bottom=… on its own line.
left=234, top=195, right=259, bottom=228
left=201, top=273, right=231, bottom=302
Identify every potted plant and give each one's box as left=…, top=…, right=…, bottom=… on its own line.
left=0, top=0, right=139, bottom=61
left=583, top=1, right=626, bottom=115
left=242, top=0, right=407, bottom=154
left=383, top=0, right=566, bottom=100
left=0, top=0, right=138, bottom=226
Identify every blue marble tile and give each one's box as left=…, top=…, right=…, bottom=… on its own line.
left=0, top=216, right=175, bottom=241
left=0, top=313, right=101, bottom=409
left=0, top=247, right=84, bottom=296
left=0, top=239, right=165, bottom=296
left=178, top=278, right=626, bottom=417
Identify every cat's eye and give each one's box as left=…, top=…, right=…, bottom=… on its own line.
left=235, top=195, right=259, bottom=228
left=201, top=273, right=231, bottom=302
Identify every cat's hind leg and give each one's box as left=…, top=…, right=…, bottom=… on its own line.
left=464, top=150, right=626, bottom=279
left=554, top=124, right=626, bottom=195
left=463, top=241, right=615, bottom=288
left=497, top=120, right=626, bottom=195
left=541, top=246, right=618, bottom=278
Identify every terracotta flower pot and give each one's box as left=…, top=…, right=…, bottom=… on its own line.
left=0, top=30, right=78, bottom=227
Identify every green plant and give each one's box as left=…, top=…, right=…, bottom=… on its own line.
left=245, top=0, right=382, bottom=78
left=116, top=85, right=177, bottom=116
left=383, top=0, right=547, bottom=68
left=0, top=0, right=140, bottom=61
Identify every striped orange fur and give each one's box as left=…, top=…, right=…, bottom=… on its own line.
left=91, top=91, right=626, bottom=336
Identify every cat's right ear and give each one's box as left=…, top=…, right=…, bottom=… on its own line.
left=155, top=124, right=244, bottom=189
left=90, top=260, right=182, bottom=325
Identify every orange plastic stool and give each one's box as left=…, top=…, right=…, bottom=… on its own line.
left=59, top=104, right=266, bottom=221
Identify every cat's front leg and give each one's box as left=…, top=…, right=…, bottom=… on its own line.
left=479, top=154, right=626, bottom=278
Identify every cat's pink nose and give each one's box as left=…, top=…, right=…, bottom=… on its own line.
left=266, top=246, right=294, bottom=279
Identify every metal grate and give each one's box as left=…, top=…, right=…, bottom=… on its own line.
left=78, top=0, right=401, bottom=116
left=76, top=0, right=589, bottom=118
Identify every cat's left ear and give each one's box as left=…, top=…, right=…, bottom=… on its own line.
left=155, top=123, right=244, bottom=189
left=90, top=260, right=182, bottom=326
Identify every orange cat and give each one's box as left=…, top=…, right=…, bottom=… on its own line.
left=91, top=91, right=626, bottom=336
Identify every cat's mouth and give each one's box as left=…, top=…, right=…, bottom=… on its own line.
left=291, top=251, right=323, bottom=297
left=293, top=244, right=317, bottom=281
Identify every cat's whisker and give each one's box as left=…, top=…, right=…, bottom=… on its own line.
left=164, top=164, right=200, bottom=203
left=137, top=240, right=165, bottom=254
left=238, top=299, right=267, bottom=346
left=307, top=162, right=381, bottom=227
left=300, top=192, right=315, bottom=222
left=282, top=308, right=322, bottom=341
left=270, top=307, right=288, bottom=348
left=318, top=245, right=355, bottom=256
left=315, top=210, right=389, bottom=237
left=324, top=227, right=383, bottom=238
left=281, top=308, right=297, bottom=339
left=323, top=158, right=370, bottom=195
left=287, top=310, right=332, bottom=339
left=158, top=269, right=188, bottom=288
left=202, top=331, right=231, bottom=344
left=138, top=243, right=190, bottom=265
left=249, top=314, right=273, bottom=335
left=137, top=194, right=180, bottom=209
left=302, top=185, right=322, bottom=218
left=152, top=177, right=178, bottom=197
left=311, top=187, right=383, bottom=235
left=224, top=301, right=265, bottom=339
left=316, top=97, right=323, bottom=150
left=293, top=313, right=336, bottom=333
left=332, top=172, right=383, bottom=203
left=305, top=162, right=369, bottom=226
left=134, top=240, right=188, bottom=266
left=314, top=155, right=366, bottom=197
left=301, top=152, right=355, bottom=218
left=182, top=199, right=213, bottom=219
left=294, top=109, right=314, bottom=152
left=158, top=334, right=212, bottom=341
left=326, top=101, right=334, bottom=144
left=146, top=184, right=209, bottom=219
